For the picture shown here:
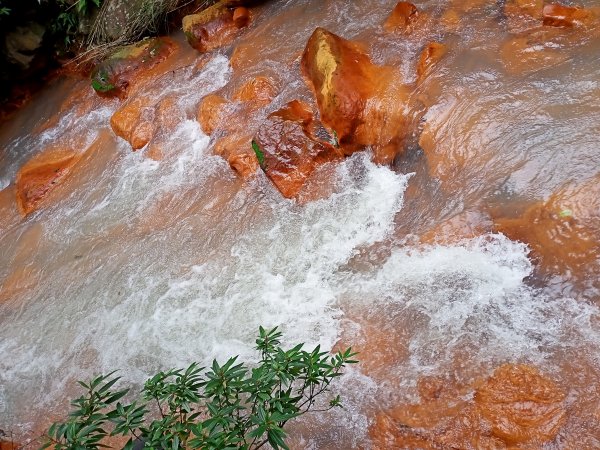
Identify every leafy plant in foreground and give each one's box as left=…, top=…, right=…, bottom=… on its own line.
left=42, top=327, right=358, bottom=449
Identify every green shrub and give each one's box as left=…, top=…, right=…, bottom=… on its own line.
left=42, top=327, right=358, bottom=450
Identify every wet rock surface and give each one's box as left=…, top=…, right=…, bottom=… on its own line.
left=301, top=27, right=411, bottom=164
left=197, top=94, right=230, bottom=135
left=254, top=100, right=343, bottom=198
left=384, top=2, right=419, bottom=34
left=15, top=150, right=82, bottom=216
left=183, top=1, right=252, bottom=53
left=494, top=175, right=600, bottom=277
left=417, top=42, right=447, bottom=83
left=2, top=0, right=600, bottom=448
left=110, top=93, right=185, bottom=152
left=90, top=38, right=176, bottom=98
left=370, top=364, right=567, bottom=449
left=475, top=364, right=566, bottom=445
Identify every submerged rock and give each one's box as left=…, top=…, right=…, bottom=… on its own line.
left=253, top=100, right=343, bottom=198
left=301, top=27, right=410, bottom=164
left=90, top=38, right=176, bottom=98
left=494, top=175, right=600, bottom=276
left=182, top=1, right=252, bottom=53
left=475, top=364, right=566, bottom=445
left=370, top=363, right=566, bottom=448
left=0, top=440, right=22, bottom=450
left=232, top=75, right=278, bottom=108
left=416, top=42, right=447, bottom=83
left=505, top=0, right=543, bottom=18
left=500, top=28, right=568, bottom=75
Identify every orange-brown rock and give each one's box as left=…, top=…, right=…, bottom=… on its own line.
left=301, top=28, right=410, bottom=164
left=90, top=38, right=176, bottom=98
left=110, top=94, right=185, bottom=151
left=254, top=100, right=343, bottom=198
left=232, top=6, right=251, bottom=27
left=197, top=94, right=229, bottom=135
left=110, top=97, right=155, bottom=150
left=384, top=2, right=419, bottom=34
left=233, top=76, right=278, bottom=108
left=183, top=1, right=251, bottom=53
left=543, top=4, right=593, bottom=28
left=155, top=95, right=186, bottom=134
left=494, top=175, right=600, bottom=275
left=15, top=149, right=83, bottom=216
left=214, top=134, right=258, bottom=179
left=370, top=363, right=565, bottom=448
left=417, top=42, right=447, bottom=82
left=229, top=148, right=259, bottom=179
left=475, top=364, right=566, bottom=445
left=369, top=385, right=504, bottom=449
left=370, top=414, right=436, bottom=450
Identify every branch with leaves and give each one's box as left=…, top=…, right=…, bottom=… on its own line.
left=42, top=326, right=358, bottom=450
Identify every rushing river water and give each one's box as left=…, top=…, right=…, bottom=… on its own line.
left=1, top=0, right=600, bottom=448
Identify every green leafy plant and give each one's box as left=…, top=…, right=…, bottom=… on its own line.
left=252, top=140, right=266, bottom=170
left=42, top=327, right=358, bottom=449
left=50, top=0, right=104, bottom=47
left=0, top=0, right=9, bottom=16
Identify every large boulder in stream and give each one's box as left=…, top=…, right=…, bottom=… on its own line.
left=301, top=28, right=411, bottom=164
left=90, top=37, right=176, bottom=98
left=253, top=100, right=344, bottom=198
left=182, top=1, right=252, bottom=53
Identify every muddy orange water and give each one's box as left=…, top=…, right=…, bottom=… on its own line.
left=1, top=0, right=600, bottom=448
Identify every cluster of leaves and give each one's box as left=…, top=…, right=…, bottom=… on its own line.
left=50, top=0, right=103, bottom=47
left=43, top=327, right=358, bottom=449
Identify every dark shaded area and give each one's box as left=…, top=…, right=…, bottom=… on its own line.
left=0, top=0, right=68, bottom=123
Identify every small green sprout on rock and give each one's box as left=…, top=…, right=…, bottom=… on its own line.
left=559, top=208, right=573, bottom=218
left=91, top=69, right=115, bottom=93
left=252, top=140, right=266, bottom=170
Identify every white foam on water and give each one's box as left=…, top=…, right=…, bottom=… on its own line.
left=1, top=21, right=600, bottom=446
left=342, top=234, right=600, bottom=376
left=0, top=151, right=412, bottom=425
